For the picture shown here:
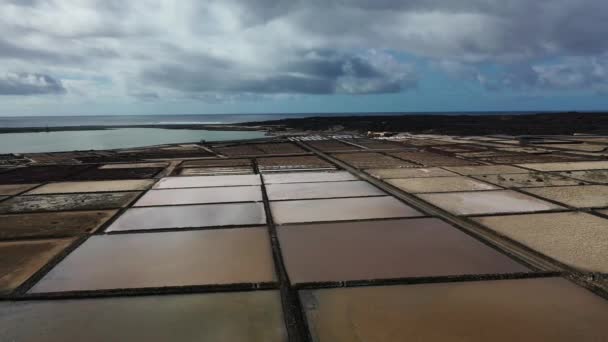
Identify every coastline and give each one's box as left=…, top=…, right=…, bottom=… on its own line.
left=0, top=124, right=267, bottom=134
left=2, top=112, right=608, bottom=136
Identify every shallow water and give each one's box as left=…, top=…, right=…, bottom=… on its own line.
left=0, top=128, right=266, bottom=153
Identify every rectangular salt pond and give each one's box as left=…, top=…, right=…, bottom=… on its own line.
left=179, top=167, right=254, bottom=176
left=27, top=180, right=155, bottom=194
left=333, top=152, right=416, bottom=169
left=0, top=238, right=75, bottom=294
left=472, top=173, right=583, bottom=188
left=266, top=181, right=385, bottom=200
left=134, top=186, right=262, bottom=206
left=0, top=291, right=287, bottom=341
left=517, top=161, right=608, bottom=172
left=365, top=168, right=457, bottom=179
left=443, top=165, right=528, bottom=175
left=30, top=228, right=276, bottom=293
left=153, top=174, right=261, bottom=189
left=417, top=190, right=563, bottom=216
left=270, top=196, right=424, bottom=224
left=0, top=210, right=116, bottom=240
left=474, top=212, right=608, bottom=273
left=559, top=170, right=608, bottom=183
left=262, top=171, right=357, bottom=184
left=0, top=165, right=90, bottom=184
left=522, top=185, right=608, bottom=208
left=278, top=218, right=528, bottom=284
left=389, top=151, right=477, bottom=166
left=387, top=176, right=499, bottom=193
left=300, top=278, right=608, bottom=342
left=107, top=202, right=266, bottom=231
left=67, top=167, right=161, bottom=181
left=0, top=184, right=38, bottom=195
left=180, top=158, right=252, bottom=168
left=99, top=162, right=168, bottom=169
left=0, top=192, right=140, bottom=214
left=257, top=156, right=334, bottom=171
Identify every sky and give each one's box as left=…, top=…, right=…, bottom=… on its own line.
left=1, top=0, right=608, bottom=116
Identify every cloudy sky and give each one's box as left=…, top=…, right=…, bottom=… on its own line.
left=1, top=0, right=607, bottom=116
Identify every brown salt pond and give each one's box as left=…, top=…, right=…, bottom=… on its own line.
left=388, top=176, right=499, bottom=193
left=0, top=291, right=287, bottom=341
left=153, top=174, right=261, bottom=189
left=257, top=156, right=335, bottom=171
left=473, top=173, right=583, bottom=188
left=365, top=167, right=457, bottom=179
left=0, top=192, right=140, bottom=214
left=134, top=186, right=262, bottom=206
left=517, top=161, right=608, bottom=172
left=478, top=154, right=584, bottom=165
left=214, top=145, right=267, bottom=156
left=474, top=212, right=608, bottom=273
left=0, top=238, right=75, bottom=294
left=178, top=167, right=254, bottom=176
left=0, top=184, right=38, bottom=196
left=99, top=162, right=169, bottom=169
left=340, top=138, right=407, bottom=150
left=300, top=277, right=608, bottom=342
left=522, top=185, right=608, bottom=208
left=0, top=165, right=90, bottom=184
left=27, top=180, right=154, bottom=194
left=262, top=171, right=357, bottom=184
left=333, top=152, right=417, bottom=169
left=306, top=140, right=361, bottom=152
left=107, top=202, right=266, bottom=231
left=266, top=181, right=385, bottom=201
left=270, top=196, right=424, bottom=224
left=278, top=218, right=529, bottom=284
left=255, top=142, right=307, bottom=154
left=29, top=228, right=276, bottom=293
left=67, top=167, right=162, bottom=181
left=389, top=151, right=477, bottom=166
left=180, top=159, right=252, bottom=168
left=443, top=165, right=527, bottom=175
left=417, top=190, right=563, bottom=216
left=559, top=169, right=608, bottom=183
left=0, top=210, right=117, bottom=240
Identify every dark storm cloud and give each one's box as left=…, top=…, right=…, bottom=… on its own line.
left=0, top=73, right=66, bottom=95
left=0, top=38, right=119, bottom=66
left=0, top=39, right=79, bottom=64
left=474, top=57, right=608, bottom=92
left=141, top=50, right=416, bottom=95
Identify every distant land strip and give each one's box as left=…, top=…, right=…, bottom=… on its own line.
left=243, top=112, right=608, bottom=135
left=2, top=112, right=608, bottom=136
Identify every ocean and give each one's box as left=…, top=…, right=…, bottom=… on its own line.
left=0, top=129, right=267, bottom=154
left=0, top=114, right=309, bottom=128
left=0, top=112, right=545, bottom=153
left=0, top=112, right=544, bottom=128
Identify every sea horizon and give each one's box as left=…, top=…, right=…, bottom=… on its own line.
left=0, top=110, right=599, bottom=128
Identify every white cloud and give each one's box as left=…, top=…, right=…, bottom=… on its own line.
left=0, top=0, right=607, bottom=102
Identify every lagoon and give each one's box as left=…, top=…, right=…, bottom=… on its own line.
left=0, top=128, right=267, bottom=154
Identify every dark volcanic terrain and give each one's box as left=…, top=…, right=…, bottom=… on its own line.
left=244, top=112, right=608, bottom=135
